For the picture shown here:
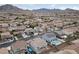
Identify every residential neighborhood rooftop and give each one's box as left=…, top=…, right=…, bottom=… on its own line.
left=0, top=4, right=79, bottom=54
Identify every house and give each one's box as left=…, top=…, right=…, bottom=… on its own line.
left=9, top=23, right=17, bottom=27
left=0, top=32, right=14, bottom=45
left=8, top=26, right=26, bottom=31
left=1, top=32, right=13, bottom=39
left=42, top=33, right=64, bottom=46
left=24, top=28, right=35, bottom=36
left=9, top=16, right=17, bottom=20
left=14, top=33, right=24, bottom=40
left=13, top=30, right=24, bottom=35
left=12, top=31, right=24, bottom=40
left=24, top=28, right=34, bottom=33
left=21, top=32, right=30, bottom=39
left=34, top=26, right=43, bottom=35
left=0, top=23, right=9, bottom=28
left=53, top=20, right=64, bottom=27
left=10, top=40, right=28, bottom=54
left=23, top=21, right=30, bottom=25
left=13, top=31, right=31, bottom=40
left=34, top=27, right=40, bottom=32
left=42, top=32, right=56, bottom=42
left=54, top=30, right=67, bottom=39
left=0, top=28, right=9, bottom=32
left=62, top=27, right=78, bottom=35
left=37, top=19, right=43, bottom=22
left=29, top=37, right=47, bottom=53
left=0, top=48, right=9, bottom=54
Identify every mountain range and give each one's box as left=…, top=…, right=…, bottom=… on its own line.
left=0, top=4, right=79, bottom=16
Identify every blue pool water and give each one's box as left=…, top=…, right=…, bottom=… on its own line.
left=42, top=33, right=63, bottom=46
left=51, top=39, right=62, bottom=46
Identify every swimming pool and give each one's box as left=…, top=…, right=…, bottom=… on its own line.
left=51, top=39, right=62, bottom=46
left=42, top=33, right=64, bottom=46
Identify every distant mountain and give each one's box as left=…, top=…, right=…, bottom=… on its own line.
left=32, top=8, right=79, bottom=16
left=65, top=8, right=77, bottom=11
left=0, top=4, right=24, bottom=12
left=33, top=8, right=62, bottom=12
left=32, top=8, right=62, bottom=16
left=0, top=4, right=79, bottom=16
left=0, top=4, right=34, bottom=16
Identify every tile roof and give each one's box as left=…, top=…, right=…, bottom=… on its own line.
left=11, top=40, right=27, bottom=50
left=0, top=48, right=8, bottom=54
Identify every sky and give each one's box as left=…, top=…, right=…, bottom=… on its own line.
left=1, top=4, right=79, bottom=10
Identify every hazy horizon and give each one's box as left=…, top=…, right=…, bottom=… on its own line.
left=0, top=4, right=79, bottom=10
